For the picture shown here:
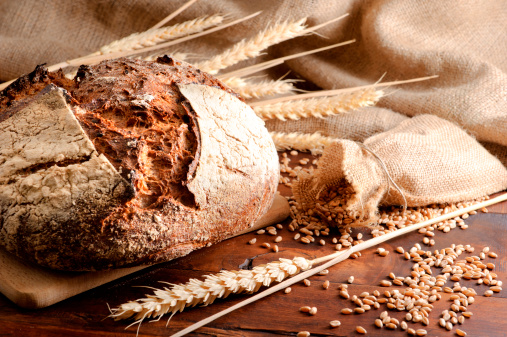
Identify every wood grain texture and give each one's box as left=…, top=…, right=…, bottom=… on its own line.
left=1, top=152, right=506, bottom=337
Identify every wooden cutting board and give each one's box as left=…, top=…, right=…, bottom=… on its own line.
left=0, top=195, right=289, bottom=309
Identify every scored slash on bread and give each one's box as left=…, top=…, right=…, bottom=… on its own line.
left=0, top=57, right=279, bottom=271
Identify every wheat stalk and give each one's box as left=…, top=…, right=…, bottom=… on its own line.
left=253, top=87, right=383, bottom=121
left=223, top=77, right=297, bottom=99
left=98, top=15, right=225, bottom=55
left=170, top=193, right=507, bottom=337
left=270, top=131, right=337, bottom=155
left=194, top=18, right=308, bottom=74
left=150, top=0, right=198, bottom=30
left=109, top=257, right=313, bottom=327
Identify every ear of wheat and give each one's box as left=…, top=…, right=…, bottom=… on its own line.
left=194, top=18, right=308, bottom=74
left=98, top=15, right=225, bottom=55
left=109, top=257, right=313, bottom=324
left=252, top=87, right=383, bottom=121
left=223, top=77, right=297, bottom=99
left=270, top=131, right=337, bottom=155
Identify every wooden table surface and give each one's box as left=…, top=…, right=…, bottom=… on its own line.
left=2, top=153, right=506, bottom=337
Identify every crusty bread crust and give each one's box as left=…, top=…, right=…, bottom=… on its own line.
left=0, top=58, right=279, bottom=270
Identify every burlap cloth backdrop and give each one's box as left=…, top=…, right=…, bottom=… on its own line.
left=1, top=0, right=506, bottom=220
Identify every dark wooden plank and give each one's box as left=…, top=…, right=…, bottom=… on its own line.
left=1, top=212, right=506, bottom=336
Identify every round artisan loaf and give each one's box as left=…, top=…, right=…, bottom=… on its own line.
left=0, top=57, right=279, bottom=270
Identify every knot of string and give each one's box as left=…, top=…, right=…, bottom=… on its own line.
left=356, top=142, right=407, bottom=210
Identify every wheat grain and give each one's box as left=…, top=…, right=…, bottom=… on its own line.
left=222, top=77, right=297, bottom=99
left=253, top=87, right=382, bottom=121
left=195, top=18, right=307, bottom=74
left=109, top=257, right=313, bottom=323
left=99, top=15, right=225, bottom=55
left=270, top=131, right=337, bottom=155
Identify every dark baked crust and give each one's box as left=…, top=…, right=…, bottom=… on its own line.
left=0, top=57, right=278, bottom=271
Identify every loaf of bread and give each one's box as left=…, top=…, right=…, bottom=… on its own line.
left=0, top=57, right=279, bottom=271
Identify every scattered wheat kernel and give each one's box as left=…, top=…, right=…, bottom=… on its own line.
left=339, top=290, right=350, bottom=299
left=330, top=320, right=341, bottom=328
left=303, top=279, right=311, bottom=287
left=393, top=279, right=404, bottom=286
left=294, top=233, right=301, bottom=240
left=274, top=236, right=282, bottom=243
left=380, top=280, right=392, bottom=287
left=446, top=322, right=453, bottom=331
left=487, top=263, right=495, bottom=270
left=373, top=290, right=380, bottom=297
left=341, top=308, right=353, bottom=315
left=348, top=276, right=355, bottom=284
left=261, top=242, right=271, bottom=248
left=272, top=244, right=279, bottom=252
left=309, top=307, right=318, bottom=315
left=484, top=290, right=493, bottom=297
left=408, top=328, right=416, bottom=335
left=301, top=237, right=310, bottom=244
left=488, top=252, right=498, bottom=258
left=256, top=229, right=265, bottom=234
left=416, top=329, right=428, bottom=336
left=462, top=312, right=473, bottom=318
left=356, top=326, right=367, bottom=334
left=300, top=306, right=311, bottom=313
left=354, top=307, right=365, bottom=314
left=456, top=329, right=467, bottom=336
left=268, top=229, right=277, bottom=235
left=297, top=331, right=310, bottom=337
left=380, top=311, right=388, bottom=319
left=290, top=150, right=298, bottom=156
left=458, top=316, right=465, bottom=324
left=401, top=321, right=408, bottom=330
left=318, top=269, right=329, bottom=275
left=379, top=250, right=389, bottom=257
left=276, top=223, right=283, bottom=230
left=323, top=280, right=330, bottom=289
left=319, top=239, right=326, bottom=246
left=385, top=322, right=396, bottom=329
left=490, top=286, right=502, bottom=293
left=284, top=287, right=292, bottom=294
left=396, top=246, right=405, bottom=254
left=248, top=238, right=257, bottom=244
left=439, top=318, right=446, bottom=327
left=374, top=319, right=383, bottom=328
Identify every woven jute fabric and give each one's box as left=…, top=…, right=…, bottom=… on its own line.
left=1, top=0, right=506, bottom=214
left=293, top=115, right=507, bottom=222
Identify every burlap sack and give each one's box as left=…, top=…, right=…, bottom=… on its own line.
left=293, top=114, right=507, bottom=223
